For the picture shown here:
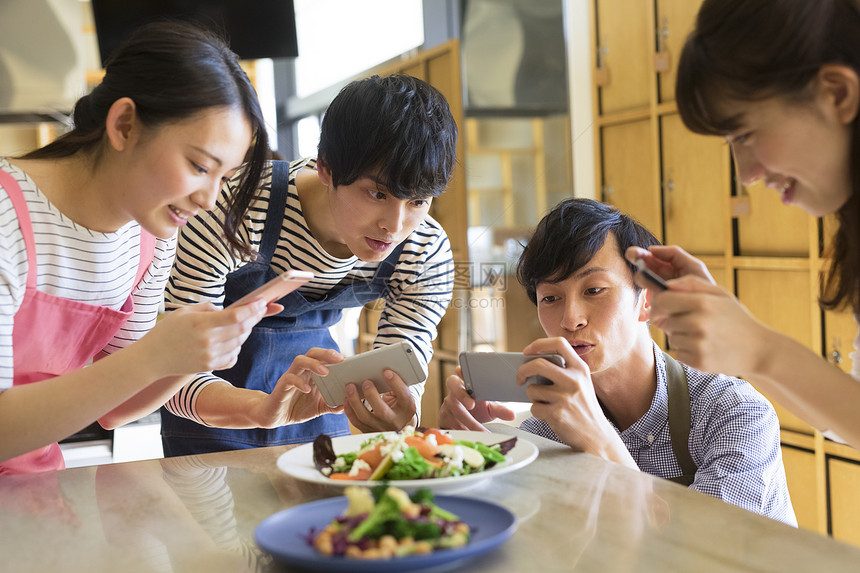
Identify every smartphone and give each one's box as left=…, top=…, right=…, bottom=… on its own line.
left=459, top=352, right=566, bottom=403
left=228, top=270, right=314, bottom=307
left=635, top=258, right=669, bottom=291
left=311, top=341, right=427, bottom=407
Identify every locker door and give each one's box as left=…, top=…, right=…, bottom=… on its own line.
left=594, top=0, right=651, bottom=114
left=601, top=119, right=660, bottom=237
left=655, top=0, right=702, bottom=103
left=661, top=113, right=729, bottom=255
left=736, top=269, right=815, bottom=434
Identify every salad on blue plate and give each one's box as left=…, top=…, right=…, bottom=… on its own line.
left=310, top=485, right=469, bottom=559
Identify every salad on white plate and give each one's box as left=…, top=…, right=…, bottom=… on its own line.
left=276, top=427, right=539, bottom=493
left=313, top=426, right=515, bottom=481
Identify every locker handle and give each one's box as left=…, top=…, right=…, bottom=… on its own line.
left=655, top=18, right=671, bottom=72
left=662, top=178, right=674, bottom=219
left=595, top=46, right=610, bottom=87
left=831, top=337, right=843, bottom=365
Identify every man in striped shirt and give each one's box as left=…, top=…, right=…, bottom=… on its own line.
left=440, top=198, right=796, bottom=525
left=161, top=75, right=458, bottom=456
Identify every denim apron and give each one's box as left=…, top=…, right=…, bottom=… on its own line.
left=161, top=160, right=405, bottom=456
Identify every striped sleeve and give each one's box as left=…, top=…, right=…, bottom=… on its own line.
left=373, top=216, right=454, bottom=421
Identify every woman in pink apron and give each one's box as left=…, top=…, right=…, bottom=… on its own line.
left=0, top=21, right=271, bottom=474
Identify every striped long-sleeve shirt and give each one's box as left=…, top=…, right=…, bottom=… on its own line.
left=0, top=159, right=176, bottom=389
left=163, top=159, right=454, bottom=423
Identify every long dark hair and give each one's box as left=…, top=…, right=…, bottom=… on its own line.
left=19, top=20, right=268, bottom=259
left=317, top=74, right=458, bottom=199
left=676, top=0, right=860, bottom=313
left=516, top=198, right=660, bottom=305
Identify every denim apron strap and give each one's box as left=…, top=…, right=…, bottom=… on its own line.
left=663, top=351, right=697, bottom=485
left=259, top=160, right=289, bottom=260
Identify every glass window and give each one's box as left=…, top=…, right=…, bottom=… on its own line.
left=296, top=115, right=321, bottom=158
left=293, top=0, right=424, bottom=97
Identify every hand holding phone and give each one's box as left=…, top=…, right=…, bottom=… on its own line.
left=229, top=270, right=314, bottom=307
left=635, top=258, right=669, bottom=291
left=311, top=341, right=427, bottom=407
left=459, top=352, right=566, bottom=403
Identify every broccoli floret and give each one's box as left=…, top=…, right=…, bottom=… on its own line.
left=346, top=486, right=461, bottom=545
left=411, top=521, right=442, bottom=540
left=410, top=488, right=434, bottom=505
left=370, top=482, right=389, bottom=503
left=347, top=492, right=402, bottom=541
left=406, top=487, right=460, bottom=523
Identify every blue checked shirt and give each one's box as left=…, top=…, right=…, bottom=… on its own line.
left=520, top=342, right=797, bottom=526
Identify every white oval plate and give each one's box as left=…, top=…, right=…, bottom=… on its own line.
left=276, top=430, right=539, bottom=493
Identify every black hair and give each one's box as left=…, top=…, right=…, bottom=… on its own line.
left=316, top=74, right=458, bottom=199
left=516, top=198, right=661, bottom=305
left=18, top=20, right=268, bottom=259
left=675, top=0, right=860, bottom=313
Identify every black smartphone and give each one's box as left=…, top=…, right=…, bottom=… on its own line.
left=635, top=259, right=669, bottom=291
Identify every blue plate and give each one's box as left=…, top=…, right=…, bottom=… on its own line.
left=254, top=495, right=517, bottom=572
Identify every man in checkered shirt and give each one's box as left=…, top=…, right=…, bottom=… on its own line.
left=440, top=198, right=796, bottom=526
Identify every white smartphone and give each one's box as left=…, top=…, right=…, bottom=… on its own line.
left=228, top=270, right=314, bottom=307
left=459, top=351, right=566, bottom=403
left=312, top=341, right=427, bottom=407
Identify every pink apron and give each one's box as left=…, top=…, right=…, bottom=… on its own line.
left=0, top=169, right=154, bottom=475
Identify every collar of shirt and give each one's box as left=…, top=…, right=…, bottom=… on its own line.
left=612, top=342, right=670, bottom=448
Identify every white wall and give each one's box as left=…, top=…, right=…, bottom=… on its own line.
left=564, top=0, right=596, bottom=200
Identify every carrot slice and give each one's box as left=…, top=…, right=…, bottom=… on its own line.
left=358, top=444, right=384, bottom=470
left=405, top=435, right=439, bottom=460
left=424, top=428, right=454, bottom=446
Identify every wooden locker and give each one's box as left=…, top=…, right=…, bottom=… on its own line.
left=736, top=180, right=812, bottom=257
left=594, top=0, right=651, bottom=114
left=601, top=119, right=661, bottom=236
left=660, top=113, right=729, bottom=255
left=655, top=0, right=702, bottom=103
left=828, top=456, right=860, bottom=544
left=736, top=269, right=815, bottom=434
left=781, top=446, right=818, bottom=532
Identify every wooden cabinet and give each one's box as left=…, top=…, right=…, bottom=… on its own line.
left=594, top=0, right=651, bottom=113
left=828, top=455, right=860, bottom=545
left=600, top=119, right=660, bottom=234
left=736, top=269, right=815, bottom=435
left=660, top=113, right=729, bottom=255
left=737, top=180, right=813, bottom=257
left=781, top=446, right=818, bottom=531
left=654, top=0, right=701, bottom=104
left=588, top=0, right=860, bottom=543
